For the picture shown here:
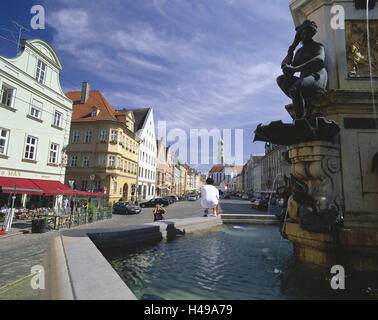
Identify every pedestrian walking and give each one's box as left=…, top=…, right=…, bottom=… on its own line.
left=201, top=177, right=220, bottom=217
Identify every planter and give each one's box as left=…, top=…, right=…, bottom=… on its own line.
left=32, top=218, right=47, bottom=233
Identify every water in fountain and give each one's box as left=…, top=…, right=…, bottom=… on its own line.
left=263, top=173, right=290, bottom=274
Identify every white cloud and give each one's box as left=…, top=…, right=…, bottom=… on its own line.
left=46, top=0, right=294, bottom=168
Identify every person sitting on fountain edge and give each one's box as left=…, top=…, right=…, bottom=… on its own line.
left=201, top=177, right=220, bottom=217
left=153, top=204, right=166, bottom=222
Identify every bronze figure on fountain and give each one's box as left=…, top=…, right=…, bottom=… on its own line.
left=277, top=20, right=328, bottom=120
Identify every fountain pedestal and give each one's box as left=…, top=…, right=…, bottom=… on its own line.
left=274, top=0, right=378, bottom=272
left=287, top=140, right=343, bottom=226
left=284, top=222, right=378, bottom=272
left=281, top=90, right=378, bottom=271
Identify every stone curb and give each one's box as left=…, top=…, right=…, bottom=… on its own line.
left=43, top=216, right=222, bottom=300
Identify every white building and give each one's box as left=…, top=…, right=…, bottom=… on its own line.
left=133, top=108, right=157, bottom=201
left=0, top=39, right=73, bottom=208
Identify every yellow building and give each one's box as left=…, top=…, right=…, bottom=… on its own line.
left=65, top=83, right=139, bottom=203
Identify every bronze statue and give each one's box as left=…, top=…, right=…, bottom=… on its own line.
left=277, top=20, right=328, bottom=119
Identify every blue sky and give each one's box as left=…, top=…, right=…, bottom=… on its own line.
left=0, top=0, right=295, bottom=173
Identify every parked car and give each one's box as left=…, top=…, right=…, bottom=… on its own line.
left=241, top=194, right=249, bottom=200
left=162, top=197, right=174, bottom=204
left=278, top=198, right=285, bottom=207
left=113, top=201, right=142, bottom=215
left=140, top=198, right=169, bottom=208
left=166, top=195, right=178, bottom=202
left=188, top=194, right=197, bottom=201
left=251, top=199, right=268, bottom=210
left=251, top=199, right=269, bottom=210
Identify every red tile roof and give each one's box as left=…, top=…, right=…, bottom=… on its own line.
left=209, top=165, right=224, bottom=173
left=66, top=90, right=128, bottom=123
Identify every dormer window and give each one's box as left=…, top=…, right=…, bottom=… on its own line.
left=91, top=106, right=98, bottom=117
left=36, top=60, right=47, bottom=84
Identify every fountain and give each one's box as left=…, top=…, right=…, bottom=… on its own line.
left=254, top=0, right=378, bottom=272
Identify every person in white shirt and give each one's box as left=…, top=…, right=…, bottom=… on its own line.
left=201, top=177, right=220, bottom=217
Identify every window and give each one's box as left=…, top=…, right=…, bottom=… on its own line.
left=125, top=138, right=129, bottom=149
left=49, top=143, right=59, bottom=164
left=30, top=100, right=43, bottom=119
left=108, top=156, right=115, bottom=167
left=1, top=83, right=15, bottom=107
left=24, top=135, right=38, bottom=160
left=94, top=180, right=101, bottom=191
left=53, top=111, right=63, bottom=127
left=72, top=131, right=80, bottom=143
left=113, top=181, right=117, bottom=194
left=81, top=180, right=88, bottom=191
left=36, top=60, right=47, bottom=84
left=84, top=131, right=92, bottom=143
left=30, top=107, right=41, bottom=119
left=0, top=129, right=9, bottom=155
left=100, top=129, right=108, bottom=141
left=98, top=155, right=106, bottom=167
left=110, top=130, right=117, bottom=142
left=82, top=156, right=90, bottom=168
left=70, top=156, right=78, bottom=167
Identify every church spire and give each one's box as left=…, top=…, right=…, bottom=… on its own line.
left=217, top=139, right=224, bottom=165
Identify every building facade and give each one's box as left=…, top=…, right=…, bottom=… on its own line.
left=252, top=161, right=262, bottom=197
left=156, top=138, right=173, bottom=197
left=0, top=39, right=73, bottom=207
left=65, top=85, right=139, bottom=203
left=261, top=143, right=291, bottom=197
left=132, top=108, right=157, bottom=201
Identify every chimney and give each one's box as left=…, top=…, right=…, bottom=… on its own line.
left=80, top=82, right=90, bottom=104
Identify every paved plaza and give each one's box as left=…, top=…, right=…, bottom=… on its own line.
left=0, top=197, right=280, bottom=299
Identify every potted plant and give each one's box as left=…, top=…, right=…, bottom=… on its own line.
left=98, top=205, right=104, bottom=219
left=107, top=201, right=113, bottom=218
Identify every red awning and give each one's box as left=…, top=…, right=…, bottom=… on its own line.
left=0, top=177, right=108, bottom=197
left=0, top=177, right=44, bottom=195
left=30, top=179, right=76, bottom=196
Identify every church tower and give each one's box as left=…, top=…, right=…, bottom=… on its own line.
left=217, top=139, right=224, bottom=165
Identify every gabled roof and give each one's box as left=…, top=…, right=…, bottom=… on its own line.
left=251, top=156, right=263, bottom=163
left=209, top=165, right=224, bottom=173
left=130, top=108, right=150, bottom=131
left=66, top=90, right=117, bottom=122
